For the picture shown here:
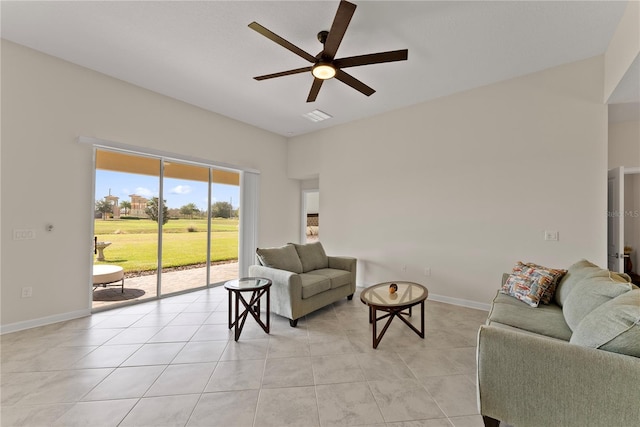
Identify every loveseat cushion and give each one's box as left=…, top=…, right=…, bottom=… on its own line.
left=562, top=274, right=633, bottom=331
left=256, top=244, right=303, bottom=274
left=570, top=289, right=640, bottom=357
left=293, top=242, right=329, bottom=272
left=299, top=273, right=331, bottom=299
left=487, top=292, right=572, bottom=341
left=306, top=268, right=351, bottom=289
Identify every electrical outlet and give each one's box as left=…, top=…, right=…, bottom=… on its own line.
left=401, top=265, right=407, bottom=272
left=21, top=287, right=33, bottom=298
left=13, top=229, right=36, bottom=240
left=423, top=267, right=431, bottom=277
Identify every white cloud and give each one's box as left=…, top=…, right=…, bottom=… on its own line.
left=170, top=185, right=192, bottom=195
left=134, top=187, right=154, bottom=198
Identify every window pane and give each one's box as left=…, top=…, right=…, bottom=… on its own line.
left=161, top=161, right=210, bottom=295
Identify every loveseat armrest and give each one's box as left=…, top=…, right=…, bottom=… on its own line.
left=328, top=256, right=357, bottom=287
left=248, top=265, right=302, bottom=320
left=328, top=256, right=356, bottom=272
left=477, top=325, right=640, bottom=427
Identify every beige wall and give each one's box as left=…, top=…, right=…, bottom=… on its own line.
left=608, top=119, right=640, bottom=168
left=604, top=0, right=640, bottom=102
left=288, top=56, right=608, bottom=307
left=1, top=40, right=299, bottom=330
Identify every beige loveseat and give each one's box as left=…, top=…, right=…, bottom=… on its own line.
left=248, top=242, right=356, bottom=326
left=477, top=260, right=640, bottom=427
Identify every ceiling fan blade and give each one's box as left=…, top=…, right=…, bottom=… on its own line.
left=307, top=78, right=324, bottom=102
left=248, top=22, right=316, bottom=63
left=322, top=1, right=357, bottom=59
left=254, top=66, right=312, bottom=81
left=334, top=49, right=408, bottom=69
left=335, top=69, right=375, bottom=97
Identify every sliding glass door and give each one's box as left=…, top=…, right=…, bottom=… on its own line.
left=93, top=148, right=241, bottom=310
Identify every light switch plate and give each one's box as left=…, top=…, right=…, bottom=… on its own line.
left=13, top=229, right=36, bottom=240
left=544, top=230, right=559, bottom=241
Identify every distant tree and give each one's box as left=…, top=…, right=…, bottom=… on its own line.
left=180, top=203, right=200, bottom=219
left=95, top=199, right=113, bottom=220
left=120, top=200, right=131, bottom=215
left=145, top=197, right=170, bottom=225
left=211, top=201, right=233, bottom=219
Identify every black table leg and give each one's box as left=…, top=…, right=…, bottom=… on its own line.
left=370, top=301, right=425, bottom=348
left=228, top=289, right=232, bottom=329
left=228, top=288, right=271, bottom=341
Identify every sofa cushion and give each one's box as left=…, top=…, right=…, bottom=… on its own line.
left=256, top=244, right=303, bottom=274
left=512, top=262, right=566, bottom=304
left=570, top=289, right=640, bottom=357
left=487, top=292, right=572, bottom=341
left=562, top=274, right=633, bottom=331
left=487, top=292, right=571, bottom=341
left=555, top=259, right=630, bottom=306
left=299, top=273, right=331, bottom=299
left=306, top=268, right=351, bottom=289
left=293, top=242, right=329, bottom=273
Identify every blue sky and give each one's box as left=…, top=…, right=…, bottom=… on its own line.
left=96, top=170, right=239, bottom=211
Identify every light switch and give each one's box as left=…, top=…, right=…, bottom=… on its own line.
left=544, top=230, right=559, bottom=241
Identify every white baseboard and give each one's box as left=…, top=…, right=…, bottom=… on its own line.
left=428, top=293, right=490, bottom=311
left=356, top=286, right=490, bottom=312
left=1, top=309, right=91, bottom=335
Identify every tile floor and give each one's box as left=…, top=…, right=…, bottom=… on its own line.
left=2, top=286, right=490, bottom=427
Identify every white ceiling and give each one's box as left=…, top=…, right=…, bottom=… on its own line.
left=1, top=1, right=637, bottom=136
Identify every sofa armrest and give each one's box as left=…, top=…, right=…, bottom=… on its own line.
left=477, top=325, right=640, bottom=427
left=248, top=265, right=302, bottom=319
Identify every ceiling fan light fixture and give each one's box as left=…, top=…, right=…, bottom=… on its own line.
left=312, top=63, right=336, bottom=80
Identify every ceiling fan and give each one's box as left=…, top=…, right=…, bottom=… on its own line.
left=249, top=0, right=408, bottom=102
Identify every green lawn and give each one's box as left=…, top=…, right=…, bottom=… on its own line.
left=94, top=218, right=238, bottom=273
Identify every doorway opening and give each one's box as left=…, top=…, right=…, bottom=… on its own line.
left=607, top=166, right=640, bottom=285
left=302, top=190, right=319, bottom=243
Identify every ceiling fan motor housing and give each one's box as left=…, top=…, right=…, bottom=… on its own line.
left=317, top=30, right=329, bottom=45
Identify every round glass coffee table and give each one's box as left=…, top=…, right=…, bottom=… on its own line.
left=360, top=281, right=428, bottom=349
left=224, top=277, right=272, bottom=341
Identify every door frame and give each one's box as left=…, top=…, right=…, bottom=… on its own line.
left=608, top=167, right=624, bottom=272
left=83, top=136, right=258, bottom=311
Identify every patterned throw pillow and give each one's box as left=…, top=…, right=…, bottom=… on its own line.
left=502, top=262, right=567, bottom=307
left=500, top=274, right=541, bottom=307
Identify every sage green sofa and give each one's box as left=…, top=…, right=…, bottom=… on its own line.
left=477, top=260, right=640, bottom=427
left=248, top=242, right=356, bottom=326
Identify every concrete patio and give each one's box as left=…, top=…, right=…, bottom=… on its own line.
left=92, top=262, right=239, bottom=311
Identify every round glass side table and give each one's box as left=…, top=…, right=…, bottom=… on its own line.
left=224, top=277, right=272, bottom=341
